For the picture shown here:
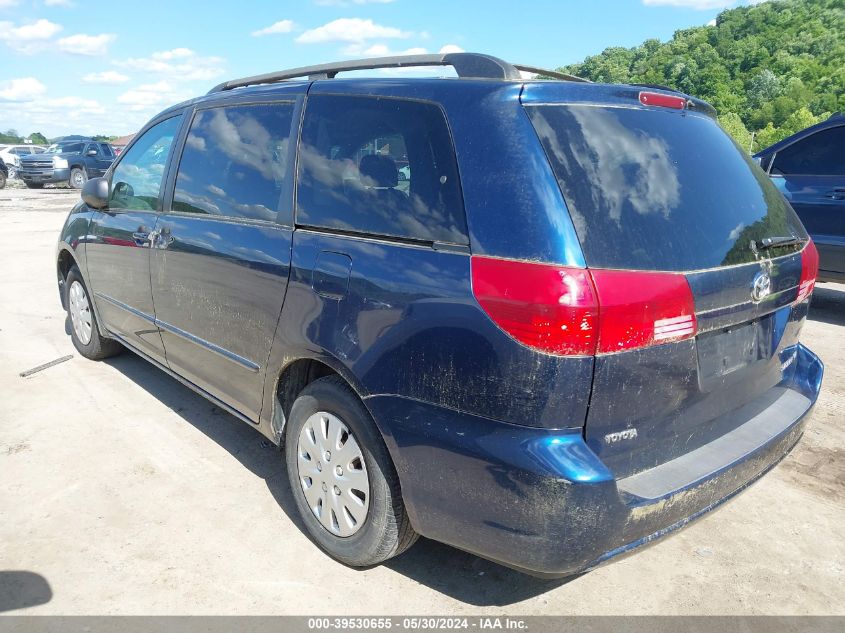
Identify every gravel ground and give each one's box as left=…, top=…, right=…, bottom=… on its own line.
left=0, top=187, right=843, bottom=615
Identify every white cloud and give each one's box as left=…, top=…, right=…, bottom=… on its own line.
left=0, top=77, right=47, bottom=101
left=0, top=98, right=142, bottom=137
left=0, top=18, right=62, bottom=52
left=296, top=18, right=411, bottom=44
left=116, top=80, right=189, bottom=112
left=707, top=18, right=717, bottom=25
left=251, top=19, right=295, bottom=37
left=83, top=70, right=129, bottom=84
left=30, top=96, right=104, bottom=114
left=57, top=32, right=115, bottom=55
left=315, top=0, right=395, bottom=5
left=44, top=0, right=74, bottom=6
left=116, top=48, right=225, bottom=81
left=348, top=43, right=426, bottom=57
left=0, top=0, right=20, bottom=7
left=344, top=42, right=463, bottom=58
left=642, top=0, right=736, bottom=8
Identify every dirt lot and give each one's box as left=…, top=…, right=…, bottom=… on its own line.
left=1, top=187, right=843, bottom=615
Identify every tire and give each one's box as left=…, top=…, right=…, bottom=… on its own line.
left=285, top=375, right=418, bottom=567
left=0, top=171, right=5, bottom=189
left=69, top=167, right=86, bottom=189
left=65, top=266, right=122, bottom=360
left=25, top=182, right=43, bottom=189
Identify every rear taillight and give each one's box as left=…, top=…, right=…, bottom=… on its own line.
left=470, top=257, right=598, bottom=355
left=471, top=257, right=697, bottom=356
left=589, top=269, right=697, bottom=353
left=638, top=91, right=687, bottom=110
left=797, top=240, right=819, bottom=302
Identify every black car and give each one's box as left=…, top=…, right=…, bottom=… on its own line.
left=55, top=53, right=822, bottom=577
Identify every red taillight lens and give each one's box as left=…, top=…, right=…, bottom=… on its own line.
left=470, top=257, right=598, bottom=355
left=797, top=240, right=819, bottom=302
left=471, top=257, right=697, bottom=356
left=589, top=269, right=697, bottom=353
left=638, top=91, right=686, bottom=110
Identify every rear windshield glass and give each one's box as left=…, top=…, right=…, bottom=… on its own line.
left=526, top=105, right=806, bottom=271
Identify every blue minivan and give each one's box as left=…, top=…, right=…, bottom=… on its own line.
left=755, top=113, right=845, bottom=283
left=56, top=53, right=823, bottom=577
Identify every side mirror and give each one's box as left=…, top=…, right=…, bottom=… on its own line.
left=81, top=177, right=109, bottom=209
left=86, top=150, right=98, bottom=156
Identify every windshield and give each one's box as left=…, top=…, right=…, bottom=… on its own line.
left=527, top=105, right=807, bottom=271
left=45, top=143, right=84, bottom=154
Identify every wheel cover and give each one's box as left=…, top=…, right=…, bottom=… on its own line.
left=68, top=280, right=92, bottom=345
left=297, top=411, right=370, bottom=537
left=71, top=170, right=85, bottom=187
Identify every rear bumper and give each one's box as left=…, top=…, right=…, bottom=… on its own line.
left=365, top=343, right=823, bottom=577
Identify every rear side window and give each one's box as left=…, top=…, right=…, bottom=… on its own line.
left=297, top=95, right=467, bottom=244
left=173, top=103, right=295, bottom=222
left=771, top=126, right=845, bottom=176
left=527, top=105, right=806, bottom=271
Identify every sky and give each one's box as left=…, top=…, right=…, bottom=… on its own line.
left=0, top=0, right=768, bottom=138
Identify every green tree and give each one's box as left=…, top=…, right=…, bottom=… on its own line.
left=28, top=132, right=48, bottom=145
left=719, top=112, right=753, bottom=152
left=0, top=129, right=22, bottom=143
left=559, top=0, right=845, bottom=150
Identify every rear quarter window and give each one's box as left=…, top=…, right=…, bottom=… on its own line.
left=296, top=94, right=468, bottom=245
left=527, top=105, right=806, bottom=271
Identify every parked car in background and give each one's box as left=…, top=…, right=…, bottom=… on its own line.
left=0, top=156, right=7, bottom=189
left=56, top=53, right=822, bottom=578
left=755, top=112, right=845, bottom=283
left=19, top=140, right=115, bottom=189
left=0, top=144, right=45, bottom=179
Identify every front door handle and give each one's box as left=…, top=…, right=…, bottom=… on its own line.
left=824, top=189, right=845, bottom=200
left=132, top=229, right=160, bottom=247
left=152, top=226, right=173, bottom=249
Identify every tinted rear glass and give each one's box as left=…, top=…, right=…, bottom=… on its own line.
left=527, top=105, right=806, bottom=271
left=297, top=95, right=468, bottom=244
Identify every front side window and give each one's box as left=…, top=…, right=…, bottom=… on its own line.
left=172, top=103, right=295, bottom=222
left=296, top=95, right=468, bottom=244
left=771, top=126, right=845, bottom=176
left=109, top=115, right=181, bottom=211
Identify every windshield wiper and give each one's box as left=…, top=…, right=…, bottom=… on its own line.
left=750, top=235, right=807, bottom=253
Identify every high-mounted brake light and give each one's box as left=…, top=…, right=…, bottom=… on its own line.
left=471, top=257, right=698, bottom=356
left=797, top=240, right=819, bottom=302
left=639, top=91, right=687, bottom=110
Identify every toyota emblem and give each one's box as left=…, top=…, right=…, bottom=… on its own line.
left=751, top=270, right=772, bottom=303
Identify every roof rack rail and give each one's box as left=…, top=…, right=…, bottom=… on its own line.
left=208, top=52, right=590, bottom=93
left=513, top=64, right=591, bottom=83
left=209, top=53, right=524, bottom=93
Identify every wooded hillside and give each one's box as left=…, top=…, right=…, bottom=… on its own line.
left=559, top=0, right=844, bottom=151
